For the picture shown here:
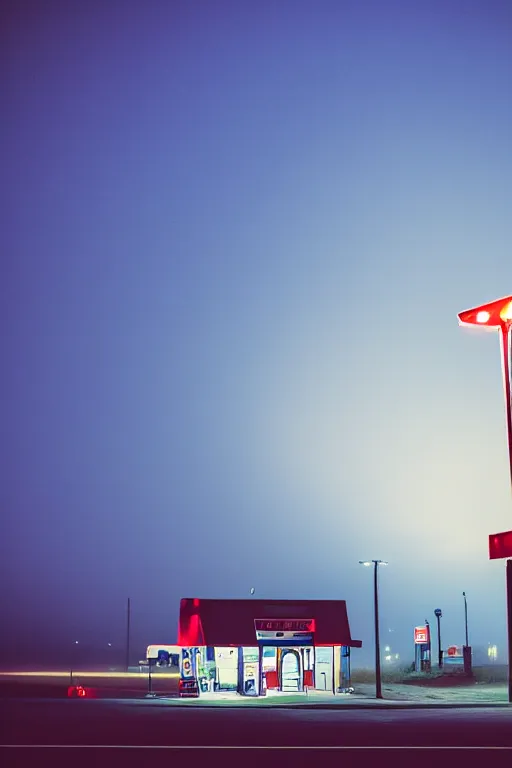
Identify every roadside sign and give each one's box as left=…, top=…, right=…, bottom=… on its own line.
left=444, top=645, right=464, bottom=665
left=489, top=530, right=512, bottom=560
left=414, top=626, right=429, bottom=644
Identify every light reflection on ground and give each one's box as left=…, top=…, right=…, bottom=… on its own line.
left=0, top=671, right=179, bottom=679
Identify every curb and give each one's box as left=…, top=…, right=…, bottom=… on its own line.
left=5, top=695, right=510, bottom=709
left=138, top=698, right=511, bottom=710
left=3, top=691, right=509, bottom=709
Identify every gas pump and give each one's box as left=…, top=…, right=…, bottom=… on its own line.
left=179, top=647, right=200, bottom=697
left=414, top=624, right=431, bottom=672
left=240, top=647, right=259, bottom=695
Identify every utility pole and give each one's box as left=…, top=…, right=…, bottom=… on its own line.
left=457, top=297, right=512, bottom=702
left=125, top=597, right=131, bottom=672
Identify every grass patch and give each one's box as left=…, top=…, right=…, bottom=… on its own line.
left=352, top=666, right=478, bottom=687
left=472, top=665, right=508, bottom=684
left=352, top=665, right=509, bottom=687
left=351, top=667, right=412, bottom=684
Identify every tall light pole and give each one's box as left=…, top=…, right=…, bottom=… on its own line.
left=359, top=560, right=388, bottom=699
left=125, top=597, right=131, bottom=673
left=434, top=608, right=443, bottom=668
left=458, top=294, right=512, bottom=703
left=463, top=592, right=469, bottom=648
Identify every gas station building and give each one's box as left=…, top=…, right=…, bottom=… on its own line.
left=177, top=598, right=362, bottom=697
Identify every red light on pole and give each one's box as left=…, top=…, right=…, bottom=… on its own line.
left=458, top=296, right=512, bottom=329
left=458, top=294, right=512, bottom=704
left=458, top=295, right=512, bottom=495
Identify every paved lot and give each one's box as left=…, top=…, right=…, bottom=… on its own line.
left=2, top=698, right=512, bottom=767
left=0, top=671, right=507, bottom=704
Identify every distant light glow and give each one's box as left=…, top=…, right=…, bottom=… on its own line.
left=359, top=561, right=372, bottom=566
left=488, top=644, right=498, bottom=660
left=476, top=311, right=490, bottom=323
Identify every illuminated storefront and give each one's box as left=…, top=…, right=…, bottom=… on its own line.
left=177, top=598, right=362, bottom=697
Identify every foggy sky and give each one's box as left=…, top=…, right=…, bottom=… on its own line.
left=2, top=0, right=512, bottom=666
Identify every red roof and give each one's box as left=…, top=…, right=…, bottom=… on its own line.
left=177, top=598, right=362, bottom=648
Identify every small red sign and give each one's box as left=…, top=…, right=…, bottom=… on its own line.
left=489, top=530, right=512, bottom=560
left=414, top=626, right=429, bottom=644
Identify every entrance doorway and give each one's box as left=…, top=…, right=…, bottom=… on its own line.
left=314, top=647, right=333, bottom=691
left=280, top=649, right=301, bottom=691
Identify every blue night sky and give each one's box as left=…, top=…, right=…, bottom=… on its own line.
left=2, top=0, right=512, bottom=665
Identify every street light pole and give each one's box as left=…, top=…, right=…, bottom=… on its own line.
left=463, top=592, right=468, bottom=648
left=458, top=295, right=512, bottom=703
left=434, top=608, right=443, bottom=669
left=373, top=561, right=382, bottom=699
left=500, top=323, right=512, bottom=493
left=359, top=560, right=387, bottom=699
left=500, top=322, right=512, bottom=704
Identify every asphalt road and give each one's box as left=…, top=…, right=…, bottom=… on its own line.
left=3, top=699, right=512, bottom=768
